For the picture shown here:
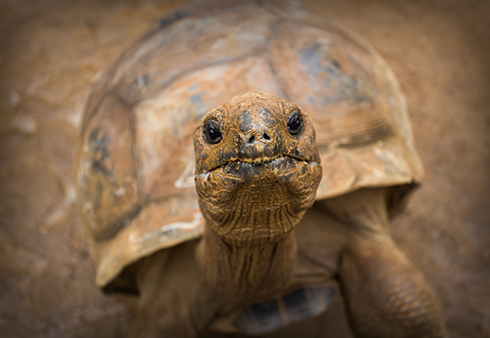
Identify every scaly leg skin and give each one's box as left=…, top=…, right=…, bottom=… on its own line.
left=322, top=188, right=446, bottom=338
left=340, top=239, right=446, bottom=338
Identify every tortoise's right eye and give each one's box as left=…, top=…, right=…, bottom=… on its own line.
left=204, top=120, right=223, bottom=144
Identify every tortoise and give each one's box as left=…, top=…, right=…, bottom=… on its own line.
left=76, top=0, right=446, bottom=337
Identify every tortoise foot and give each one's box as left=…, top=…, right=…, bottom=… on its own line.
left=340, top=240, right=446, bottom=338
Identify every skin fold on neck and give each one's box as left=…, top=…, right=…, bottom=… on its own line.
left=197, top=221, right=298, bottom=302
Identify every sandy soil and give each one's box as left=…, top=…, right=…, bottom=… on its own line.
left=1, top=0, right=489, bottom=337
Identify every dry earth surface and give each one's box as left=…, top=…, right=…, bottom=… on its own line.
left=0, top=0, right=489, bottom=337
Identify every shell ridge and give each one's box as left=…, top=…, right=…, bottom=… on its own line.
left=79, top=91, right=110, bottom=142
left=78, top=2, right=425, bottom=294
left=113, top=3, right=278, bottom=105
left=115, top=49, right=270, bottom=106
left=127, top=97, right=147, bottom=203
left=265, top=20, right=293, bottom=101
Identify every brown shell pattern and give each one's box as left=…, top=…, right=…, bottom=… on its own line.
left=76, top=0, right=424, bottom=289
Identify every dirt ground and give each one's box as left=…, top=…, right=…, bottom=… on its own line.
left=0, top=0, right=489, bottom=337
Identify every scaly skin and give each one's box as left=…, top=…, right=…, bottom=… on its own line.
left=129, top=93, right=445, bottom=337
left=340, top=240, right=446, bottom=338
left=194, top=92, right=322, bottom=300
left=193, top=93, right=445, bottom=337
left=322, top=188, right=446, bottom=338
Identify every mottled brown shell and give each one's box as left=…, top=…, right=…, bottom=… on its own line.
left=76, top=0, right=424, bottom=291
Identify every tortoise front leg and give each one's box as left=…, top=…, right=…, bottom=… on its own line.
left=323, top=188, right=446, bottom=337
left=339, top=238, right=446, bottom=338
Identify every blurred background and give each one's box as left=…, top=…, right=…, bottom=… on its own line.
left=0, top=0, right=489, bottom=337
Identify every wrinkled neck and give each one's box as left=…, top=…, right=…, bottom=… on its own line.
left=196, top=180, right=308, bottom=301
left=204, top=195, right=303, bottom=245
left=197, top=223, right=297, bottom=301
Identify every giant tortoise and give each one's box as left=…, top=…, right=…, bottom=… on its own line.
left=76, top=0, right=446, bottom=337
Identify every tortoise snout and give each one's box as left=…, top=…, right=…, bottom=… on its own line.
left=245, top=129, right=273, bottom=145
left=238, top=126, right=278, bottom=159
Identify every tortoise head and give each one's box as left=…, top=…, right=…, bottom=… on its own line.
left=194, top=92, right=322, bottom=244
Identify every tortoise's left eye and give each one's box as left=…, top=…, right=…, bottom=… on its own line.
left=204, top=120, right=223, bottom=144
left=287, top=111, right=303, bottom=135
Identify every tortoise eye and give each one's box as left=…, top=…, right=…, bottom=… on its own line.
left=287, top=111, right=303, bottom=135
left=204, top=120, right=223, bottom=144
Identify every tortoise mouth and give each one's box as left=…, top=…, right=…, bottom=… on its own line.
left=203, top=154, right=318, bottom=174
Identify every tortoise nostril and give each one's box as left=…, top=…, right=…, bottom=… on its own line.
left=246, top=132, right=271, bottom=144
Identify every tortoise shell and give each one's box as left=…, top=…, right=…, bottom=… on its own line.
left=76, top=0, right=424, bottom=290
